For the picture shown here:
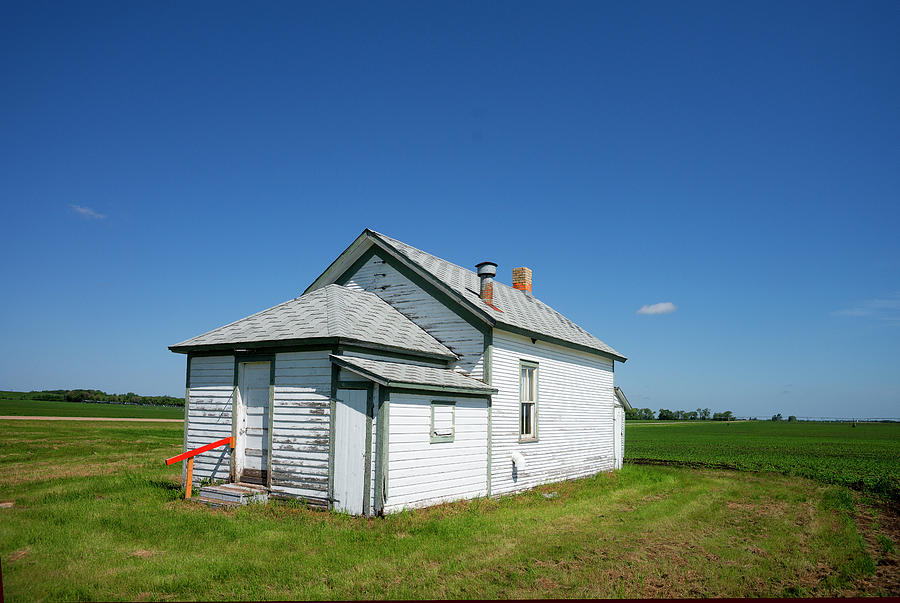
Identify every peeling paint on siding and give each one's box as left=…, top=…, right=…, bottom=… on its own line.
left=270, top=350, right=333, bottom=501
left=185, top=355, right=234, bottom=484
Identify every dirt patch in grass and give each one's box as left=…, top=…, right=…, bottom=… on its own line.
left=129, top=550, right=157, bottom=559
left=618, top=490, right=672, bottom=511
left=8, top=549, right=28, bottom=562
left=725, top=499, right=789, bottom=517
left=745, top=545, right=769, bottom=557
left=852, top=502, right=900, bottom=596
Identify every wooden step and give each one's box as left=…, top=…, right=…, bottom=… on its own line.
left=198, top=482, right=268, bottom=505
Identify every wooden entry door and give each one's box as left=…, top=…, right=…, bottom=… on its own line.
left=238, top=362, right=271, bottom=485
left=333, top=388, right=368, bottom=514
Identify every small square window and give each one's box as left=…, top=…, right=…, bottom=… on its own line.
left=430, top=401, right=455, bottom=443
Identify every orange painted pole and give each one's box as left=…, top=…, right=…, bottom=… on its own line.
left=185, top=457, right=194, bottom=499
left=165, top=436, right=233, bottom=465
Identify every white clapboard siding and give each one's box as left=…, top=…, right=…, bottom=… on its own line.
left=343, top=252, right=485, bottom=378
left=490, top=330, right=615, bottom=496
left=271, top=351, right=332, bottom=504
left=186, top=355, right=234, bottom=484
left=383, top=393, right=488, bottom=513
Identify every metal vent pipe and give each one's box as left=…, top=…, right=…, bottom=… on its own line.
left=476, top=261, right=498, bottom=305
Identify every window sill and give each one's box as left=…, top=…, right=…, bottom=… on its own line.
left=518, top=436, right=539, bottom=444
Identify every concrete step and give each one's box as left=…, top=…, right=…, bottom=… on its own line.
left=198, top=482, right=269, bottom=505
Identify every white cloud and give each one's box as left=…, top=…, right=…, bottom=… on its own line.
left=636, top=302, right=677, bottom=315
left=70, top=204, right=106, bottom=219
left=833, top=293, right=900, bottom=325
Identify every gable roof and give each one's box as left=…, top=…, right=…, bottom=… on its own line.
left=169, top=284, right=457, bottom=360
left=307, top=229, right=625, bottom=362
left=331, top=355, right=497, bottom=395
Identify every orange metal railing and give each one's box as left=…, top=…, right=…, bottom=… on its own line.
left=165, top=436, right=234, bottom=499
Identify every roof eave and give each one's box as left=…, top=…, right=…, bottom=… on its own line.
left=493, top=324, right=627, bottom=363
left=169, top=336, right=458, bottom=362
left=330, top=355, right=497, bottom=396
left=386, top=381, right=498, bottom=396
left=614, top=387, right=633, bottom=412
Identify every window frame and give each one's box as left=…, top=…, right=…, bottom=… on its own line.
left=519, top=360, right=539, bottom=442
left=430, top=400, right=456, bottom=443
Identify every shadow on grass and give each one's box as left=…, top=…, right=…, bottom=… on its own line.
left=147, top=478, right=183, bottom=496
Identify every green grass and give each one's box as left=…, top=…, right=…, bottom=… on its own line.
left=0, top=398, right=183, bottom=420
left=0, top=420, right=882, bottom=600
left=626, top=420, right=900, bottom=502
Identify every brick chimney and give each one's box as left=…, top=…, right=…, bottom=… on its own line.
left=512, top=266, right=532, bottom=293
left=476, top=261, right=498, bottom=306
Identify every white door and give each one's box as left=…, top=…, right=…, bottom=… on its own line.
left=238, top=362, right=270, bottom=485
left=333, top=388, right=368, bottom=514
left=613, top=406, right=625, bottom=470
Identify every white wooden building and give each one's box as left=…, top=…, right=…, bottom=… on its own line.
left=170, top=229, right=627, bottom=514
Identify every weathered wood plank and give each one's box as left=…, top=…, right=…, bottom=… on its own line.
left=186, top=355, right=235, bottom=483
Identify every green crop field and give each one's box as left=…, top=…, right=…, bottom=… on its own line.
left=1, top=419, right=896, bottom=600
left=626, top=420, right=900, bottom=502
left=0, top=397, right=183, bottom=420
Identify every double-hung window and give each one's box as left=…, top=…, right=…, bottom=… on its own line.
left=519, top=362, right=538, bottom=440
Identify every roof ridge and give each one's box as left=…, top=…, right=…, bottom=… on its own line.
left=371, top=229, right=535, bottom=296
left=366, top=228, right=625, bottom=362
left=369, top=229, right=482, bottom=281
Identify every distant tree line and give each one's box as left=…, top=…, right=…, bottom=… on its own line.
left=11, top=389, right=185, bottom=407
left=625, top=407, right=736, bottom=421
left=625, top=407, right=808, bottom=422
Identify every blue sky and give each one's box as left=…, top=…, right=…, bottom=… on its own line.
left=1, top=1, right=898, bottom=418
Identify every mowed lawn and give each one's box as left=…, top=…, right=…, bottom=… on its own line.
left=626, top=420, right=900, bottom=502
left=0, top=398, right=183, bottom=420
left=0, top=420, right=889, bottom=600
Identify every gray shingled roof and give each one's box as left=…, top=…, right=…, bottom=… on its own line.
left=369, top=230, right=625, bottom=361
left=331, top=355, right=497, bottom=395
left=170, top=284, right=456, bottom=359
